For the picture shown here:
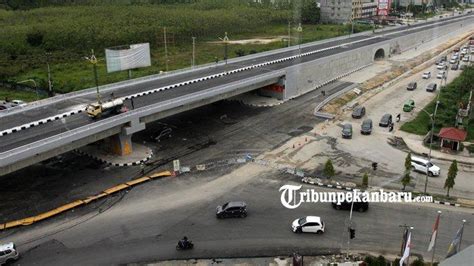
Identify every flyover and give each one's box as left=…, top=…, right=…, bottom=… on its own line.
left=1, top=13, right=473, bottom=175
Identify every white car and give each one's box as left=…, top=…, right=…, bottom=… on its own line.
left=436, top=63, right=447, bottom=70
left=411, top=156, right=441, bottom=176
left=449, top=58, right=457, bottom=64
left=0, top=242, right=19, bottom=265
left=11, top=100, right=27, bottom=107
left=437, top=71, right=446, bottom=79
left=291, top=216, right=325, bottom=234
left=462, top=56, right=470, bottom=62
left=422, top=71, right=431, bottom=79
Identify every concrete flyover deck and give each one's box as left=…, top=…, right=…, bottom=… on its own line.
left=0, top=13, right=473, bottom=176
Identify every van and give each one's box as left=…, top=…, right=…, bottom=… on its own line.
left=0, top=242, right=19, bottom=265
left=411, top=156, right=440, bottom=176
left=403, top=99, right=415, bottom=112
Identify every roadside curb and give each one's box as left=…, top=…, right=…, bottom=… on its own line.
left=301, top=176, right=465, bottom=208
left=74, top=149, right=153, bottom=167
left=399, top=136, right=474, bottom=166
left=301, top=177, right=355, bottom=191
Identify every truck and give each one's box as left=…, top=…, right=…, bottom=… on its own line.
left=86, top=98, right=127, bottom=118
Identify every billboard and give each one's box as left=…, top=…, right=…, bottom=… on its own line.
left=105, top=43, right=151, bottom=73
left=377, top=0, right=391, bottom=16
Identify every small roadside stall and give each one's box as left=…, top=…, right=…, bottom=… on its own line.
left=438, top=127, right=467, bottom=152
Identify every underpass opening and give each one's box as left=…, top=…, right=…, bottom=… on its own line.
left=374, top=48, right=385, bottom=61
left=257, top=83, right=285, bottom=100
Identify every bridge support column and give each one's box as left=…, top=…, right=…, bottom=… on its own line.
left=108, top=117, right=146, bottom=156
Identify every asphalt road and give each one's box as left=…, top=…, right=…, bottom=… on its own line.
left=3, top=168, right=473, bottom=265
left=0, top=13, right=471, bottom=135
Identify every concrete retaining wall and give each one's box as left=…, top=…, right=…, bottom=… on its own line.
left=284, top=42, right=390, bottom=99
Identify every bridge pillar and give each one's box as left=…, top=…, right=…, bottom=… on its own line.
left=108, top=117, right=146, bottom=156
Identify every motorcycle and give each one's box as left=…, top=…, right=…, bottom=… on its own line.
left=176, top=240, right=194, bottom=250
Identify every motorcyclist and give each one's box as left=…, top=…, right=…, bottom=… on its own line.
left=178, top=236, right=190, bottom=248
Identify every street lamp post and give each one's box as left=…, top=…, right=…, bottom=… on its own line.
left=84, top=49, right=101, bottom=104
left=297, top=23, right=303, bottom=55
left=17, top=79, right=38, bottom=101
left=419, top=100, right=440, bottom=194
left=192, top=37, right=196, bottom=68
left=218, top=32, right=230, bottom=67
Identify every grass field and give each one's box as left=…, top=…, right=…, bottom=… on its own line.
left=0, top=3, right=372, bottom=98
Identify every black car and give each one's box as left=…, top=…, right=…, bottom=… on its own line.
left=361, top=119, right=373, bottom=135
left=342, top=124, right=353, bottom=139
left=379, top=114, right=392, bottom=127
left=406, top=82, right=417, bottom=91
left=332, top=200, right=369, bottom=212
left=352, top=106, right=366, bottom=119
left=451, top=63, right=459, bottom=70
left=426, top=83, right=437, bottom=92
left=216, top=201, right=247, bottom=218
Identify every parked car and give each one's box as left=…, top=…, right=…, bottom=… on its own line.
left=352, top=106, right=366, bottom=119
left=342, top=124, right=353, bottom=139
left=406, top=82, right=417, bottom=91
left=463, top=55, right=470, bottom=62
left=411, top=156, right=440, bottom=176
left=291, top=216, right=325, bottom=234
left=422, top=71, right=431, bottom=79
left=0, top=242, right=19, bottom=265
left=437, top=71, right=446, bottom=79
left=451, top=63, right=459, bottom=70
left=436, top=62, right=447, bottom=70
left=11, top=100, right=27, bottom=107
left=332, top=200, right=369, bottom=212
left=403, top=99, right=415, bottom=112
left=426, top=83, right=437, bottom=92
left=360, top=119, right=373, bottom=135
left=216, top=201, right=247, bottom=218
left=379, top=114, right=392, bottom=127
left=434, top=58, right=443, bottom=65
left=449, top=58, right=457, bottom=64
left=460, top=64, right=467, bottom=70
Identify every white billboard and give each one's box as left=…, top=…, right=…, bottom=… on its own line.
left=105, top=43, right=151, bottom=73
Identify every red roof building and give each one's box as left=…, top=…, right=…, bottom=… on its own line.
left=438, top=127, right=467, bottom=151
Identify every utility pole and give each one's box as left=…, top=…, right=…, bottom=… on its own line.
left=192, top=36, right=196, bottom=68
left=46, top=52, right=53, bottom=97
left=288, top=21, right=291, bottom=47
left=164, top=27, right=169, bottom=72
left=424, top=100, right=439, bottom=194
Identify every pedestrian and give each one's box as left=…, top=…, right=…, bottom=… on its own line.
left=389, top=123, right=394, bottom=132
left=321, top=90, right=326, bottom=97
left=215, top=57, right=218, bottom=64
left=396, top=113, right=401, bottom=122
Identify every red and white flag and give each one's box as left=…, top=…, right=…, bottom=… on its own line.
left=428, top=214, right=440, bottom=252
left=400, top=232, right=411, bottom=266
